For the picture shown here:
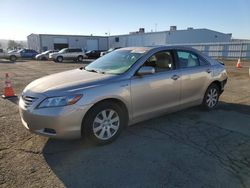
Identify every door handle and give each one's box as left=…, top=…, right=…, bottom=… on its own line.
left=171, top=75, right=180, bottom=80
left=206, top=69, right=212, bottom=73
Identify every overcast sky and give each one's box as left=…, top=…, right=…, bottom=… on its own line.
left=0, top=0, right=249, bottom=40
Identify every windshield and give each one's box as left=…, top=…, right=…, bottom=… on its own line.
left=85, top=49, right=147, bottom=74
left=58, top=48, right=67, bottom=53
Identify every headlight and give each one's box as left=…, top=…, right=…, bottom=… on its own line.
left=37, top=94, right=82, bottom=108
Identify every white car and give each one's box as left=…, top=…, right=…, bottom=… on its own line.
left=4, top=50, right=21, bottom=62
left=35, top=50, right=58, bottom=60
left=49, top=48, right=87, bottom=62
left=0, top=49, right=5, bottom=58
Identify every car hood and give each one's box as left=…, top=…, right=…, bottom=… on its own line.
left=49, top=52, right=60, bottom=56
left=23, top=68, right=116, bottom=95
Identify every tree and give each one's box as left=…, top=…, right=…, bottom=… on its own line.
left=8, top=40, right=18, bottom=50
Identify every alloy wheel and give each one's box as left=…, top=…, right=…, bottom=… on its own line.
left=93, top=109, right=120, bottom=140
left=206, top=88, right=218, bottom=108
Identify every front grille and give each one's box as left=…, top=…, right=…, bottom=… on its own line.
left=22, top=95, right=38, bottom=108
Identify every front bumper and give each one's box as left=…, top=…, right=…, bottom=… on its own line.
left=19, top=96, right=92, bottom=139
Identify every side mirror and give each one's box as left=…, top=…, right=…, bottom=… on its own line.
left=137, top=66, right=155, bottom=76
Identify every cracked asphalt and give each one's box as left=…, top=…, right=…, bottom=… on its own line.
left=0, top=59, right=250, bottom=188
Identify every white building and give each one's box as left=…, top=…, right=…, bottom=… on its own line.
left=27, top=34, right=108, bottom=52
left=108, top=27, right=232, bottom=48
left=27, top=27, right=232, bottom=52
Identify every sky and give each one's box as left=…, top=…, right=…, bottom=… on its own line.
left=0, top=0, right=249, bottom=40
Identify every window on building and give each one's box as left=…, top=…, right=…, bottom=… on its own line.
left=115, top=37, right=119, bottom=42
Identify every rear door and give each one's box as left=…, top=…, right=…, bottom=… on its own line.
left=175, top=50, right=212, bottom=106
left=64, top=49, right=73, bottom=59
left=130, top=50, right=181, bottom=121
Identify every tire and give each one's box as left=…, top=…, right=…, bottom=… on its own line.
left=83, top=101, right=127, bottom=144
left=202, top=84, right=220, bottom=110
left=9, top=55, right=17, bottom=62
left=77, top=55, right=83, bottom=62
left=56, top=56, right=63, bottom=62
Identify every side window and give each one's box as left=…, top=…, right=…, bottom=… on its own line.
left=199, top=56, right=210, bottom=66
left=177, top=51, right=199, bottom=68
left=144, top=51, right=174, bottom=73
left=68, top=49, right=73, bottom=53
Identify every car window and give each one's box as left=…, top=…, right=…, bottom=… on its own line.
left=85, top=49, right=147, bottom=75
left=143, top=51, right=174, bottom=73
left=176, top=51, right=200, bottom=68
left=199, top=56, right=210, bottom=66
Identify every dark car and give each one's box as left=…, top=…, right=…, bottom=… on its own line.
left=100, top=47, right=121, bottom=57
left=19, top=49, right=39, bottom=59
left=85, top=50, right=103, bottom=59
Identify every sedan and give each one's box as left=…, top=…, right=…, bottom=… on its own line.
left=85, top=50, right=103, bottom=59
left=19, top=46, right=228, bottom=144
left=35, top=50, right=59, bottom=60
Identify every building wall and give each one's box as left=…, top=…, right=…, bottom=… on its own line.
left=108, top=29, right=232, bottom=48
left=166, top=29, right=232, bottom=44
left=28, top=35, right=108, bottom=52
left=108, top=32, right=167, bottom=48
left=27, top=29, right=232, bottom=52
left=40, top=35, right=108, bottom=52
left=27, top=34, right=41, bottom=52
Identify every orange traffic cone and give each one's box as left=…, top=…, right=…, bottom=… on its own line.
left=2, top=73, right=16, bottom=98
left=236, top=58, right=242, bottom=68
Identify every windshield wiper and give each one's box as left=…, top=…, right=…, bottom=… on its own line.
left=83, top=68, right=105, bottom=74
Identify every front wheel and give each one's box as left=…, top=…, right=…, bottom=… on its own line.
left=56, top=56, right=63, bottom=62
left=83, top=101, right=126, bottom=144
left=9, top=55, right=17, bottom=62
left=77, top=55, right=83, bottom=62
left=202, top=84, right=220, bottom=110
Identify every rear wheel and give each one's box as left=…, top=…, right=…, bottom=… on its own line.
left=203, top=84, right=220, bottom=110
left=9, top=55, right=17, bottom=62
left=83, top=101, right=126, bottom=144
left=56, top=56, right=63, bottom=62
left=77, top=55, right=83, bottom=62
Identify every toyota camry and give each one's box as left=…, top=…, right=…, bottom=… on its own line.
left=19, top=46, right=228, bottom=144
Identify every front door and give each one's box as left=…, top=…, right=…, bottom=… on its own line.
left=130, top=50, right=181, bottom=121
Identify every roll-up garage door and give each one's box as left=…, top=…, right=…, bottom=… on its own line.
left=53, top=38, right=68, bottom=50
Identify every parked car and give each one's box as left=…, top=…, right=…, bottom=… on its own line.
left=19, top=46, right=228, bottom=144
left=100, top=47, right=121, bottom=57
left=35, top=50, right=59, bottom=60
left=85, top=50, right=103, bottom=59
left=0, top=49, right=4, bottom=57
left=5, top=50, right=21, bottom=61
left=3, top=49, right=37, bottom=61
left=49, top=48, right=87, bottom=62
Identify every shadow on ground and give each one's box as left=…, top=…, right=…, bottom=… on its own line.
left=42, top=102, right=250, bottom=188
left=0, top=59, right=27, bottom=63
left=4, top=96, right=19, bottom=105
